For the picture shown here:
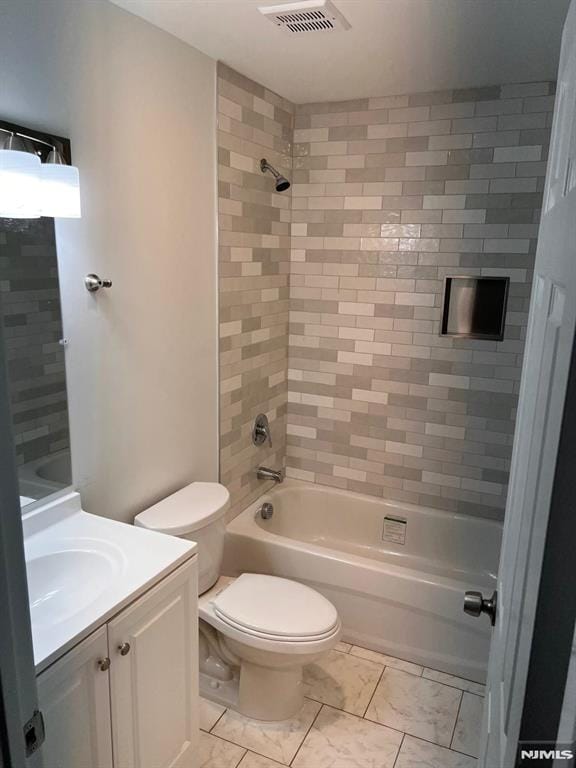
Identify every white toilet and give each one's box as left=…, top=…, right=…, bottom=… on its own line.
left=134, top=482, right=341, bottom=720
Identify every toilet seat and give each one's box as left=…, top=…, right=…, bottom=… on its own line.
left=212, top=611, right=340, bottom=643
left=212, top=573, right=339, bottom=638
left=199, top=574, right=342, bottom=654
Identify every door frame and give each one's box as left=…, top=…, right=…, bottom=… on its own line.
left=518, top=332, right=576, bottom=761
left=0, top=295, right=42, bottom=767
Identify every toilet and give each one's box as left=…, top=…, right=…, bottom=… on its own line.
left=134, top=482, right=341, bottom=720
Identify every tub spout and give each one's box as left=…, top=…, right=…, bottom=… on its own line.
left=257, top=466, right=284, bottom=484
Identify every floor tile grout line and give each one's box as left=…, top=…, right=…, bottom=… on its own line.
left=361, top=663, right=387, bottom=719
left=205, top=728, right=288, bottom=766
left=208, top=705, right=228, bottom=734
left=203, top=640, right=484, bottom=763
left=206, top=696, right=475, bottom=764
left=233, top=746, right=248, bottom=768
left=348, top=643, right=486, bottom=692
left=288, top=702, right=325, bottom=767
left=448, top=689, right=465, bottom=751
left=391, top=732, right=406, bottom=768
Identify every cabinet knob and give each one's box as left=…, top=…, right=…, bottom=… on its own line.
left=98, top=657, right=111, bottom=672
left=118, top=642, right=131, bottom=656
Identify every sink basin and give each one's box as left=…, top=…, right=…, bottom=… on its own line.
left=27, top=544, right=124, bottom=627
left=22, top=498, right=195, bottom=672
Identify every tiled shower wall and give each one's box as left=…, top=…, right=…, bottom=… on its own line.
left=217, top=70, right=554, bottom=521
left=287, top=82, right=555, bottom=521
left=217, top=64, right=294, bottom=516
left=0, top=219, right=70, bottom=466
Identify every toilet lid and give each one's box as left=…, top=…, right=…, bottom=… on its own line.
left=211, top=574, right=339, bottom=639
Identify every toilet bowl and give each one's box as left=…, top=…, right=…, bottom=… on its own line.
left=134, top=482, right=341, bottom=720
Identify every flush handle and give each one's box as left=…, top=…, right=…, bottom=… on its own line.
left=118, top=642, right=131, bottom=656
left=463, top=590, right=497, bottom=626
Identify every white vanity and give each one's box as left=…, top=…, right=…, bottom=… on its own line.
left=24, top=491, right=199, bottom=768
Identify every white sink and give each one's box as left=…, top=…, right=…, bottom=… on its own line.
left=23, top=491, right=196, bottom=672
left=27, top=544, right=124, bottom=627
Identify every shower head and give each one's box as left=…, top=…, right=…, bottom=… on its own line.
left=260, top=158, right=291, bottom=192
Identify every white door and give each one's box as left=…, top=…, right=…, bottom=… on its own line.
left=108, top=559, right=198, bottom=768
left=37, top=626, right=113, bottom=768
left=480, top=3, right=576, bottom=766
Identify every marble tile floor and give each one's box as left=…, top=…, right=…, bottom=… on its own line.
left=199, top=641, right=483, bottom=768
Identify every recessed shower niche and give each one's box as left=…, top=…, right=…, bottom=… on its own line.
left=441, top=276, right=510, bottom=341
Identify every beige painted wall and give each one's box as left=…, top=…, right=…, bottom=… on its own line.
left=0, top=0, right=219, bottom=522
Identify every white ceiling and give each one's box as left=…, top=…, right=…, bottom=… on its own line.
left=110, top=0, right=570, bottom=104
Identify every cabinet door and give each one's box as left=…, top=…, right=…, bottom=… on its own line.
left=108, top=558, right=198, bottom=768
left=37, top=626, right=113, bottom=768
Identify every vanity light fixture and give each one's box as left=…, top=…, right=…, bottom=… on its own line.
left=0, top=124, right=81, bottom=220
left=40, top=148, right=81, bottom=219
left=0, top=133, right=41, bottom=219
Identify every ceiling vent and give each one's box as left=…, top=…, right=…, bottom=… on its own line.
left=258, top=0, right=351, bottom=34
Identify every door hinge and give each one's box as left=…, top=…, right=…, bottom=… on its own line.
left=23, top=709, right=45, bottom=758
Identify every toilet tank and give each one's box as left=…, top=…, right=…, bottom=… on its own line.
left=134, top=482, right=230, bottom=594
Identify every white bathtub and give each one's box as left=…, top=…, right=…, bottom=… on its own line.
left=223, top=479, right=502, bottom=683
left=18, top=450, right=72, bottom=504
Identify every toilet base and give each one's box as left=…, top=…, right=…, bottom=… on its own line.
left=239, top=661, right=304, bottom=720
left=199, top=662, right=305, bottom=721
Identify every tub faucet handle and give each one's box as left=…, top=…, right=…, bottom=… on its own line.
left=253, top=414, right=272, bottom=447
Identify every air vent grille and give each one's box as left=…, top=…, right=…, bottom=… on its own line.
left=259, top=1, right=351, bottom=35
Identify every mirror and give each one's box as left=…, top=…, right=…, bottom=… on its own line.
left=0, top=122, right=73, bottom=509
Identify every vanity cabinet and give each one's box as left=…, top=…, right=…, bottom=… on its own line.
left=37, top=626, right=113, bottom=768
left=37, top=559, right=198, bottom=768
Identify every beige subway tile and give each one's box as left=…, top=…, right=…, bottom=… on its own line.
left=338, top=351, right=373, bottom=365
left=391, top=344, right=431, bottom=359
left=405, top=150, right=448, bottom=166
left=325, top=182, right=363, bottom=196
left=422, top=471, right=461, bottom=488
left=442, top=209, right=486, bottom=223
left=327, top=155, right=366, bottom=169
left=429, top=134, right=473, bottom=150
left=355, top=340, right=392, bottom=355
left=425, top=423, right=465, bottom=439
left=294, top=127, right=329, bottom=142
left=407, top=119, right=451, bottom=136
left=334, top=465, right=367, bottom=481
left=389, top=105, right=430, bottom=122
left=309, top=196, right=345, bottom=209
left=367, top=123, right=409, bottom=139
left=310, top=141, right=348, bottom=156
left=344, top=196, right=382, bottom=210
left=338, top=302, right=375, bottom=316
left=395, top=292, right=436, bottom=306
left=287, top=424, right=317, bottom=439
left=360, top=237, right=399, bottom=250
left=323, top=236, right=362, bottom=250
left=423, top=194, right=466, bottom=209
left=400, top=237, right=440, bottom=251
left=309, top=169, right=347, bottom=183
left=386, top=441, right=423, bottom=457
left=339, top=326, right=375, bottom=341
left=352, top=389, right=389, bottom=404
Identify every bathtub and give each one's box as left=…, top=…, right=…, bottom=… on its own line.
left=223, top=479, right=502, bottom=683
left=18, top=450, right=72, bottom=504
